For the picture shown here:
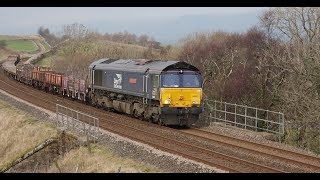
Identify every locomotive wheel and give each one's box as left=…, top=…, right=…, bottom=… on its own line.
left=133, top=110, right=139, bottom=118
left=153, top=114, right=160, bottom=123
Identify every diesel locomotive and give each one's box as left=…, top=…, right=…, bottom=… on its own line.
left=3, top=56, right=203, bottom=127
left=88, top=58, right=203, bottom=127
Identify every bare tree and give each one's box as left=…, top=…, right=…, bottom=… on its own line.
left=259, top=7, right=320, bottom=153
left=62, top=23, right=89, bottom=41
left=178, top=30, right=266, bottom=104
left=37, top=26, right=60, bottom=46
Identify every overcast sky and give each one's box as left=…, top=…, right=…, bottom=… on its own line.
left=0, top=7, right=268, bottom=43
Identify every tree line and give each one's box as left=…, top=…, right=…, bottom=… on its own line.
left=37, top=23, right=162, bottom=49
left=178, top=7, right=320, bottom=154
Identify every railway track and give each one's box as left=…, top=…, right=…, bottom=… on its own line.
left=180, top=128, right=320, bottom=172
left=0, top=70, right=286, bottom=173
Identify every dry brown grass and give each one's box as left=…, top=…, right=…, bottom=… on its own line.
left=0, top=49, right=10, bottom=61
left=0, top=100, right=57, bottom=171
left=48, top=144, right=159, bottom=173
left=0, top=100, right=158, bottom=172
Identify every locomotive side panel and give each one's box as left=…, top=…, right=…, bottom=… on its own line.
left=123, top=72, right=144, bottom=95
left=98, top=70, right=145, bottom=97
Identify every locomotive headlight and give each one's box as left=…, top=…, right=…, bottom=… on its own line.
left=163, top=100, right=171, bottom=104
left=192, top=101, right=199, bottom=104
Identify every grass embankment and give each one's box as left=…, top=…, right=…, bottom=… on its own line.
left=0, top=49, right=11, bottom=61
left=0, top=99, right=159, bottom=172
left=49, top=144, right=159, bottom=173
left=0, top=100, right=57, bottom=171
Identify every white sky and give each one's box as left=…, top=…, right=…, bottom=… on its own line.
left=0, top=7, right=267, bottom=26
left=0, top=7, right=268, bottom=42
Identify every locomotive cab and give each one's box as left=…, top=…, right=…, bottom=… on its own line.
left=160, top=70, right=202, bottom=107
left=159, top=63, right=203, bottom=127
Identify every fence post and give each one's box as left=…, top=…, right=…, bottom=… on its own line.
left=72, top=111, right=75, bottom=130
left=88, top=117, right=91, bottom=141
left=83, top=121, right=86, bottom=135
left=224, top=103, right=226, bottom=124
left=214, top=101, right=217, bottom=123
left=282, top=114, right=285, bottom=135
left=266, top=111, right=269, bottom=131
left=234, top=104, right=237, bottom=127
left=97, top=119, right=100, bottom=139
left=245, top=106, right=247, bottom=130
left=281, top=113, right=285, bottom=135
left=255, top=108, right=258, bottom=132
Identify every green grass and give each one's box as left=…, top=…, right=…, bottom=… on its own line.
left=5, top=39, right=38, bottom=52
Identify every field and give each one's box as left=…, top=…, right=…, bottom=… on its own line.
left=4, top=39, right=38, bottom=52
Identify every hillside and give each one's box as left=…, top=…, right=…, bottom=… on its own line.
left=35, top=37, right=175, bottom=79
left=0, top=98, right=158, bottom=173
left=0, top=35, right=50, bottom=61
left=0, top=99, right=57, bottom=172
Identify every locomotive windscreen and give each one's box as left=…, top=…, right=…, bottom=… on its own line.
left=161, top=71, right=201, bottom=88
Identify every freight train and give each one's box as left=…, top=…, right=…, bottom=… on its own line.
left=3, top=57, right=203, bottom=127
